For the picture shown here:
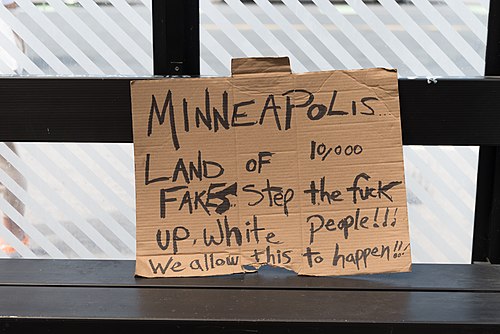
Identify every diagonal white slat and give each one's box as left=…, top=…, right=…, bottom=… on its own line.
left=408, top=148, right=475, bottom=213
left=408, top=202, right=466, bottom=263
left=0, top=57, right=15, bottom=74
left=0, top=167, right=94, bottom=258
left=440, top=147, right=478, bottom=179
left=0, top=5, right=72, bottom=75
left=407, top=148, right=475, bottom=226
left=116, top=145, right=136, bottom=174
left=410, top=0, right=484, bottom=74
left=410, top=190, right=472, bottom=262
left=200, top=26, right=232, bottom=73
left=200, top=0, right=262, bottom=57
left=432, top=156, right=475, bottom=204
left=45, top=0, right=137, bottom=75
left=79, top=145, right=135, bottom=202
left=12, top=144, right=129, bottom=258
left=405, top=207, right=435, bottom=263
left=407, top=200, right=454, bottom=262
left=0, top=18, right=17, bottom=74
left=224, top=0, right=308, bottom=72
left=201, top=57, right=218, bottom=76
left=312, top=0, right=391, bottom=68
left=442, top=0, right=487, bottom=44
left=138, top=0, right=151, bottom=11
left=406, top=170, right=472, bottom=258
left=0, top=195, right=66, bottom=258
left=0, top=20, right=43, bottom=74
left=91, top=145, right=134, bottom=189
left=23, top=144, right=135, bottom=251
left=107, top=0, right=151, bottom=42
left=427, top=147, right=476, bottom=197
left=15, top=0, right=104, bottom=75
left=103, top=144, right=134, bottom=176
left=281, top=0, right=361, bottom=69
left=378, top=0, right=465, bottom=76
left=0, top=221, right=35, bottom=257
left=344, top=0, right=431, bottom=76
left=59, top=144, right=135, bottom=223
left=477, top=0, right=490, bottom=13
left=415, top=147, right=476, bottom=209
left=253, top=0, right=340, bottom=71
left=77, top=0, right=151, bottom=73
left=459, top=147, right=480, bottom=171
left=0, top=143, right=124, bottom=258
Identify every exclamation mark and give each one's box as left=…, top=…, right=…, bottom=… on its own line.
left=393, top=241, right=405, bottom=259
left=373, top=208, right=380, bottom=227
left=391, top=208, right=398, bottom=227
left=403, top=243, right=410, bottom=256
left=383, top=207, right=389, bottom=227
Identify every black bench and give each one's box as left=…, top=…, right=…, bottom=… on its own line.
left=0, top=259, right=499, bottom=333
left=1, top=1, right=500, bottom=333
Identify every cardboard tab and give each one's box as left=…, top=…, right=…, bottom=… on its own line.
left=131, top=58, right=411, bottom=278
left=231, top=57, right=291, bottom=76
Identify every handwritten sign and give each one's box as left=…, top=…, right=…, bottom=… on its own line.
left=131, top=57, right=411, bottom=277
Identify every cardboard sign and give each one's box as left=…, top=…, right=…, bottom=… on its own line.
left=131, top=57, right=411, bottom=277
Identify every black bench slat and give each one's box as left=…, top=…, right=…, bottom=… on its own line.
left=1, top=77, right=500, bottom=145
left=1, top=260, right=499, bottom=293
left=2, top=285, right=500, bottom=326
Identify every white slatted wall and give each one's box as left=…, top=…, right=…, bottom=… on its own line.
left=0, top=0, right=486, bottom=263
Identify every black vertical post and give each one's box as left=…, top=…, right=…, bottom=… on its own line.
left=472, top=0, right=500, bottom=262
left=152, top=0, right=200, bottom=76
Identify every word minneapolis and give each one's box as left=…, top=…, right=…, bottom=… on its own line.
left=147, top=88, right=379, bottom=150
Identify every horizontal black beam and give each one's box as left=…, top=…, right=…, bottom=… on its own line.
left=399, top=77, right=500, bottom=146
left=1, top=286, right=500, bottom=332
left=0, top=77, right=132, bottom=143
left=1, top=320, right=498, bottom=334
left=0, top=77, right=498, bottom=145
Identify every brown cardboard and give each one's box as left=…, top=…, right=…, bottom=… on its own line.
left=131, top=57, right=411, bottom=278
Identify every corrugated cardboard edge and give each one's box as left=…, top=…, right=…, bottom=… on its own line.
left=231, top=57, right=291, bottom=76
